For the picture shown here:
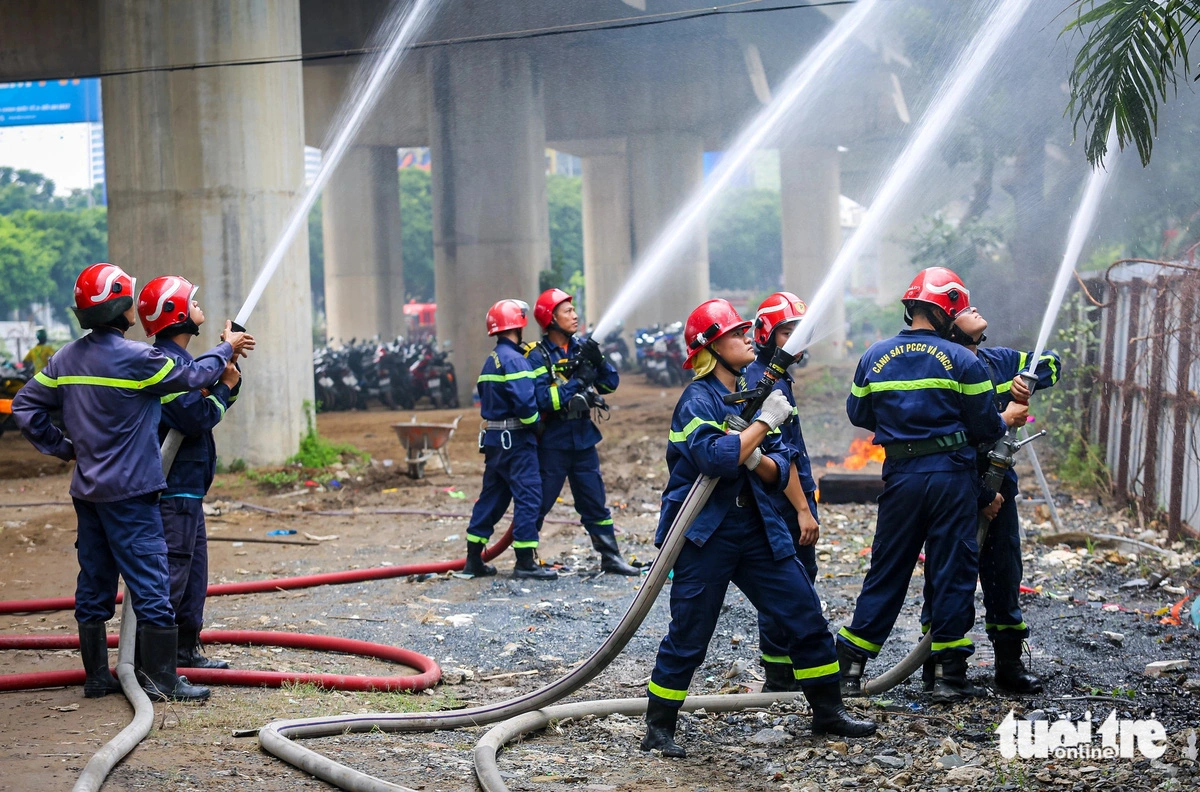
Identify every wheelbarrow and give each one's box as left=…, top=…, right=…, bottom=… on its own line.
left=391, top=415, right=463, bottom=480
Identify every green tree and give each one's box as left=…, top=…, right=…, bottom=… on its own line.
left=0, top=168, right=62, bottom=214
left=908, top=213, right=1001, bottom=278
left=708, top=188, right=781, bottom=291
left=17, top=208, right=108, bottom=323
left=400, top=168, right=434, bottom=301
left=547, top=174, right=582, bottom=284
left=309, top=200, right=324, bottom=310
left=0, top=215, right=56, bottom=316
left=1065, top=0, right=1200, bottom=166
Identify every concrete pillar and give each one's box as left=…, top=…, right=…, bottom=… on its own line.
left=581, top=151, right=632, bottom=330
left=100, top=0, right=313, bottom=464
left=323, top=145, right=405, bottom=344
left=429, top=44, right=549, bottom=401
left=780, top=143, right=845, bottom=361
left=626, top=133, right=708, bottom=329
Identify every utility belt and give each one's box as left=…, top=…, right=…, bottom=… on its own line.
left=882, top=430, right=968, bottom=460
left=478, top=419, right=532, bottom=452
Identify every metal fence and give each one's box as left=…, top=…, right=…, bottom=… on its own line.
left=1085, top=262, right=1199, bottom=539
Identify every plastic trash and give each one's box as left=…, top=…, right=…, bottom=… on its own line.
left=1191, top=595, right=1200, bottom=631
left=267, top=529, right=298, bottom=536
left=328, top=479, right=342, bottom=489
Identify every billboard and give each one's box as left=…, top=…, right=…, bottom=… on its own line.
left=0, top=79, right=101, bottom=127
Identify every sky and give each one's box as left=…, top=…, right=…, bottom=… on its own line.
left=0, top=122, right=93, bottom=191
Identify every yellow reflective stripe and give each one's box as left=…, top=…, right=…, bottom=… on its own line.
left=466, top=534, right=489, bottom=544
left=995, top=381, right=1012, bottom=394
left=594, top=519, right=614, bottom=526
left=647, top=681, right=687, bottom=701
left=1040, top=354, right=1059, bottom=384
left=34, top=371, right=57, bottom=388
left=985, top=621, right=1028, bottom=632
left=45, top=359, right=176, bottom=391
left=1018, top=351, right=1028, bottom=372
left=478, top=369, right=538, bottom=383
left=931, top=638, right=973, bottom=652
left=529, top=366, right=549, bottom=377
left=550, top=385, right=561, bottom=411
left=838, top=627, right=881, bottom=654
left=852, top=378, right=993, bottom=396
left=761, top=654, right=792, bottom=665
left=667, top=417, right=726, bottom=443
left=207, top=394, right=226, bottom=418
left=160, top=392, right=184, bottom=405
left=518, top=412, right=540, bottom=425
left=793, top=661, right=840, bottom=681
left=597, top=383, right=615, bottom=394
left=511, top=540, right=539, bottom=549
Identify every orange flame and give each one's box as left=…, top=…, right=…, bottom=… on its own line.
left=828, top=435, right=885, bottom=470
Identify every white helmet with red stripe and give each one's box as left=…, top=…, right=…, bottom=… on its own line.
left=72, top=263, right=136, bottom=330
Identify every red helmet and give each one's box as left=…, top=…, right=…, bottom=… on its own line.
left=72, top=263, right=136, bottom=330
left=902, top=267, right=971, bottom=322
left=486, top=299, right=530, bottom=336
left=533, top=288, right=572, bottom=330
left=752, top=291, right=808, bottom=347
left=683, top=299, right=752, bottom=369
left=137, top=275, right=199, bottom=337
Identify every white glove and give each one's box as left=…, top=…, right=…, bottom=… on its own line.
left=754, top=390, right=792, bottom=431
left=744, top=446, right=763, bottom=470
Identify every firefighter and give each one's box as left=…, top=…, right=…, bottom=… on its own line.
left=836, top=267, right=1024, bottom=704
left=23, top=328, right=55, bottom=374
left=912, top=305, right=1059, bottom=695
left=463, top=299, right=556, bottom=581
left=642, top=299, right=874, bottom=759
left=745, top=291, right=822, bottom=694
left=12, top=263, right=255, bottom=702
left=527, top=288, right=639, bottom=576
left=139, top=276, right=241, bottom=671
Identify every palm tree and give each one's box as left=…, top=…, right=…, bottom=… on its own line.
left=1065, top=0, right=1200, bottom=166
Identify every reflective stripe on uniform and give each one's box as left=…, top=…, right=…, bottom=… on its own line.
left=761, top=654, right=792, bottom=665
left=667, top=416, right=727, bottom=443
left=207, top=394, right=227, bottom=418
left=931, top=638, right=973, bottom=652
left=34, top=359, right=176, bottom=390
left=519, top=412, right=540, bottom=425
left=477, top=370, right=539, bottom=384
left=793, top=661, right=840, bottom=681
left=647, top=680, right=687, bottom=701
left=594, top=518, right=614, bottom=526
left=466, top=534, right=489, bottom=544
left=838, top=627, right=882, bottom=654
left=985, top=621, right=1028, bottom=632
left=850, top=377, right=993, bottom=398
left=161, top=392, right=184, bottom=405
left=511, top=540, right=539, bottom=549
left=550, top=385, right=561, bottom=411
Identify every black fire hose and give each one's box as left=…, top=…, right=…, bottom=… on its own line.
left=256, top=350, right=797, bottom=792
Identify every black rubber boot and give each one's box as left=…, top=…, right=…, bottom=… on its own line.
left=177, top=625, right=229, bottom=670
left=837, top=643, right=867, bottom=698
left=992, top=636, right=1043, bottom=694
left=512, top=547, right=558, bottom=581
left=590, top=532, right=641, bottom=576
left=463, top=541, right=497, bottom=578
left=640, top=698, right=686, bottom=757
left=921, top=656, right=935, bottom=693
left=804, top=681, right=877, bottom=737
left=78, top=621, right=121, bottom=698
left=761, top=661, right=800, bottom=693
left=929, top=653, right=986, bottom=704
left=137, top=625, right=211, bottom=702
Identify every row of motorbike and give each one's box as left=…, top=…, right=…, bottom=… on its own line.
left=313, top=337, right=459, bottom=413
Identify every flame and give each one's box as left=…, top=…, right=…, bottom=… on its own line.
left=828, top=435, right=885, bottom=470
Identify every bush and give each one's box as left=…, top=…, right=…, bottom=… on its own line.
left=287, top=401, right=368, bottom=468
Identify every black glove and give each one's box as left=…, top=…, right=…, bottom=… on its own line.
left=574, top=361, right=598, bottom=387
left=581, top=336, right=605, bottom=369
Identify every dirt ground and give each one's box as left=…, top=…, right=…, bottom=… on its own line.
left=0, top=375, right=1197, bottom=792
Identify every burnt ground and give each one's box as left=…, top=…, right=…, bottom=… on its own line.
left=0, top=372, right=1197, bottom=792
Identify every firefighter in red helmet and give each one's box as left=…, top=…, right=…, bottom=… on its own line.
left=527, top=288, right=639, bottom=575
left=463, top=300, right=556, bottom=581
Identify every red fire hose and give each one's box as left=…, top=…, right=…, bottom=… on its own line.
left=0, top=525, right=514, bottom=615
left=0, top=630, right=440, bottom=693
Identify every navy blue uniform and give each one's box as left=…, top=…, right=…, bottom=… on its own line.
left=648, top=375, right=839, bottom=708
left=12, top=327, right=233, bottom=626
left=745, top=351, right=820, bottom=667
left=156, top=338, right=239, bottom=631
left=528, top=336, right=620, bottom=539
left=838, top=329, right=1006, bottom=660
left=920, top=348, right=1061, bottom=641
left=466, top=337, right=543, bottom=548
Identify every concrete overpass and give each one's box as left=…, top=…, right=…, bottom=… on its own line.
left=0, top=0, right=907, bottom=462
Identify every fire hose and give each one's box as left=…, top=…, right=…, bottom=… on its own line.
left=254, top=349, right=798, bottom=792
left=863, top=372, right=1044, bottom=695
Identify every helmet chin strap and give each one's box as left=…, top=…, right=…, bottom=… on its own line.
left=709, top=347, right=743, bottom=378
left=947, top=324, right=986, bottom=347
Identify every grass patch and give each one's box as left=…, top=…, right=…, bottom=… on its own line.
left=288, top=400, right=368, bottom=468
left=1057, top=436, right=1111, bottom=492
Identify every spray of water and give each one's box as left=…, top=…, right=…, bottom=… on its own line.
left=784, top=0, right=1035, bottom=358
left=1024, top=125, right=1119, bottom=370
left=588, top=0, right=879, bottom=340
left=235, top=0, right=440, bottom=326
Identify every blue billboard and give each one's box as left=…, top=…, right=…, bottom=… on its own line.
left=0, top=79, right=101, bottom=127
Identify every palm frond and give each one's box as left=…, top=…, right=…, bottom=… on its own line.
left=1064, top=0, right=1200, bottom=166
